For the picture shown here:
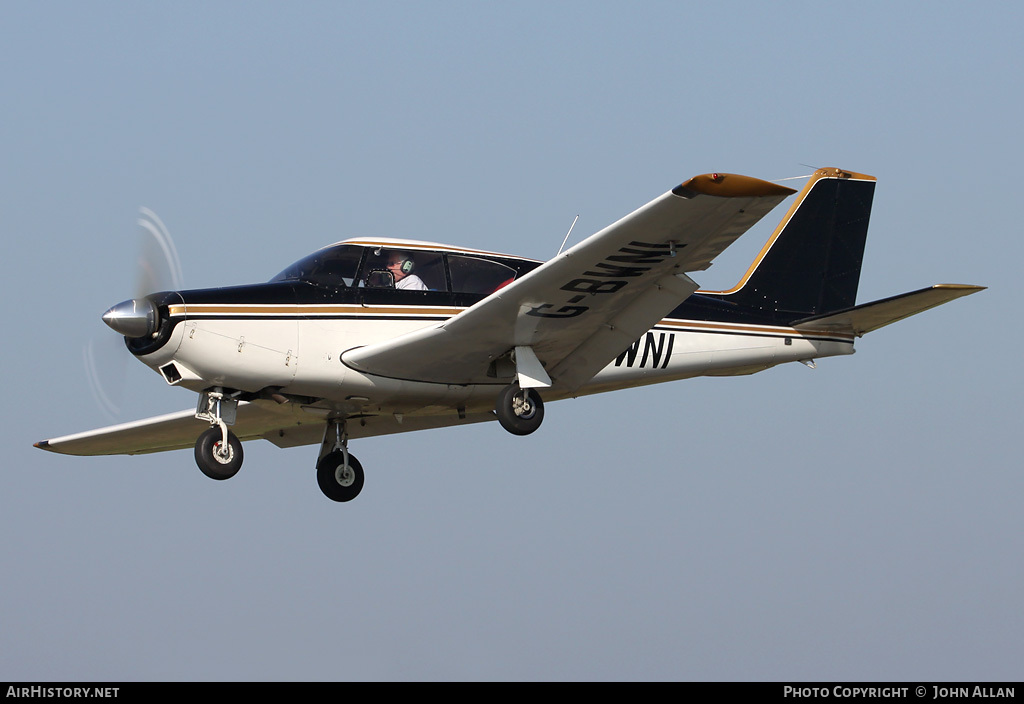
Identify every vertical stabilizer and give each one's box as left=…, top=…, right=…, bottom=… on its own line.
left=701, top=168, right=876, bottom=323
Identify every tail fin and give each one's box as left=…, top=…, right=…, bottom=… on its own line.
left=701, top=167, right=876, bottom=323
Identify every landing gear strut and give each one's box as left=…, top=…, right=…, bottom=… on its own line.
left=495, top=382, right=544, bottom=435
left=317, top=419, right=364, bottom=502
left=193, top=390, right=243, bottom=480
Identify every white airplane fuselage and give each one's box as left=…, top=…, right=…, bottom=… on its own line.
left=137, top=300, right=855, bottom=418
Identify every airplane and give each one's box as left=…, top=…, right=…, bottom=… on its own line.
left=34, top=167, right=983, bottom=503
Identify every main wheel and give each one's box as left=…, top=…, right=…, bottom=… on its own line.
left=316, top=451, right=364, bottom=502
left=495, top=382, right=545, bottom=435
left=194, top=426, right=243, bottom=480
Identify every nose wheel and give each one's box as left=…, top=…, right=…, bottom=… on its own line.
left=495, top=382, right=544, bottom=435
left=194, top=426, right=243, bottom=480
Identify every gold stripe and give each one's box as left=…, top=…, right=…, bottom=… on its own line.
left=172, top=304, right=465, bottom=316
left=334, top=238, right=541, bottom=262
left=658, top=317, right=855, bottom=340
left=172, top=304, right=853, bottom=339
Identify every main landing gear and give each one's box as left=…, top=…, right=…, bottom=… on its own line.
left=316, top=419, right=364, bottom=502
left=495, top=382, right=544, bottom=435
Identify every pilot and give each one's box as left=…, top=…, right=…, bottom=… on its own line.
left=387, top=251, right=428, bottom=290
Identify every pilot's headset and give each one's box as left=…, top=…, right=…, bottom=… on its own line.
left=393, top=253, right=415, bottom=274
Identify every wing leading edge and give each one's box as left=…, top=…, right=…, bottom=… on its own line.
left=342, top=172, right=795, bottom=391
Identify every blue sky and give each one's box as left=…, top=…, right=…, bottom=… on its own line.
left=2, top=1, right=1020, bottom=681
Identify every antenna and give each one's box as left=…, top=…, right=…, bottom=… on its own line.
left=557, top=214, right=579, bottom=256
left=772, top=172, right=815, bottom=182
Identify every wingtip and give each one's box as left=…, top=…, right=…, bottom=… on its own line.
left=33, top=440, right=50, bottom=450
left=933, top=283, right=987, bottom=294
left=674, top=173, right=797, bottom=198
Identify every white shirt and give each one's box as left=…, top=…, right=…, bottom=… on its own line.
left=396, top=274, right=427, bottom=290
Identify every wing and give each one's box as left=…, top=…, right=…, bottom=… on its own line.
left=343, top=172, right=795, bottom=391
left=35, top=401, right=495, bottom=456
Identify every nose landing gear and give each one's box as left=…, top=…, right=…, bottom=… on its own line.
left=194, top=390, right=243, bottom=480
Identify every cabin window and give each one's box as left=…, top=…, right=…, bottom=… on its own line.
left=448, top=254, right=517, bottom=295
left=271, top=245, right=363, bottom=287
left=360, top=248, right=446, bottom=291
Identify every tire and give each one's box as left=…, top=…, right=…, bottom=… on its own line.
left=194, top=426, right=243, bottom=480
left=316, top=451, right=364, bottom=502
left=495, top=383, right=544, bottom=436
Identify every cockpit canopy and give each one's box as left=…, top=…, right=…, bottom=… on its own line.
left=271, top=242, right=539, bottom=295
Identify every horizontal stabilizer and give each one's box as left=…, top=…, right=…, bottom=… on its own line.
left=791, top=284, right=984, bottom=336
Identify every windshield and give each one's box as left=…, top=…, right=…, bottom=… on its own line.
left=270, top=245, right=363, bottom=287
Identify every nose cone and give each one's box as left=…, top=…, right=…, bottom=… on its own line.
left=102, top=298, right=158, bottom=338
